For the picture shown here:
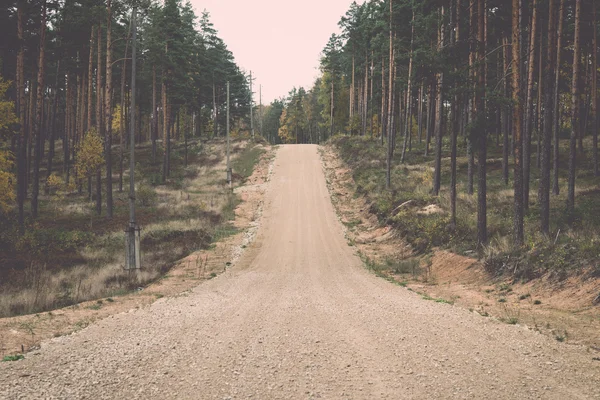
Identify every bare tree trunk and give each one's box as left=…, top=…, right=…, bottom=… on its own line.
left=401, top=8, right=415, bottom=163
left=467, top=0, right=475, bottom=195
left=502, top=35, right=510, bottom=185
left=152, top=66, right=157, bottom=163
left=162, top=69, right=169, bottom=182
left=593, top=1, right=598, bottom=177
left=369, top=54, right=374, bottom=137
left=87, top=28, right=94, bottom=131
left=119, top=23, right=131, bottom=193
left=418, top=81, right=424, bottom=143
left=567, top=0, right=582, bottom=213
left=450, top=0, right=461, bottom=230
left=432, top=6, right=445, bottom=196
left=27, top=79, right=35, bottom=190
left=425, top=81, right=434, bottom=156
left=386, top=0, right=394, bottom=189
left=553, top=0, right=565, bottom=195
left=512, top=0, right=524, bottom=246
left=536, top=26, right=543, bottom=170
left=476, top=0, right=487, bottom=245
left=31, top=1, right=47, bottom=219
left=350, top=54, right=355, bottom=129
left=363, top=53, right=369, bottom=136
left=95, top=25, right=103, bottom=215
left=212, top=81, right=217, bottom=137
left=523, top=0, right=538, bottom=211
left=330, top=77, right=335, bottom=138
left=104, top=0, right=114, bottom=218
left=381, top=57, right=387, bottom=145
left=539, top=0, right=556, bottom=235
left=75, top=72, right=83, bottom=194
left=16, top=2, right=26, bottom=233
left=45, top=61, right=60, bottom=194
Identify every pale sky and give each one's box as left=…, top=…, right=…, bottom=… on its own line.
left=188, top=0, right=364, bottom=104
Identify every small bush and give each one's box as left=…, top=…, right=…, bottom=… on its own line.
left=137, top=184, right=158, bottom=207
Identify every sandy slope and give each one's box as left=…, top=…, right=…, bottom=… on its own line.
left=2, top=145, right=599, bottom=399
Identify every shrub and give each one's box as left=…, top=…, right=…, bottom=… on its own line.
left=137, top=184, right=157, bottom=207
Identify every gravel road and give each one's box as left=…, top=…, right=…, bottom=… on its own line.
left=2, top=145, right=599, bottom=399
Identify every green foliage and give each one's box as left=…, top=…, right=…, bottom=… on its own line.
left=16, top=228, right=93, bottom=258
left=136, top=184, right=158, bottom=207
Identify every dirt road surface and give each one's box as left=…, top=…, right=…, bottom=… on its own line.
left=2, top=145, right=599, bottom=399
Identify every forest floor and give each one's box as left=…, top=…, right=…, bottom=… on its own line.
left=0, top=138, right=276, bottom=356
left=321, top=139, right=600, bottom=350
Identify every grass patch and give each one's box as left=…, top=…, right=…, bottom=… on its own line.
left=2, top=354, right=25, bottom=362
left=232, top=144, right=265, bottom=181
left=330, top=135, right=600, bottom=281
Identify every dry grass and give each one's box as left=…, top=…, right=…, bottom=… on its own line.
left=0, top=137, right=264, bottom=318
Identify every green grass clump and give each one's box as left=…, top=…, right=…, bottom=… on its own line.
left=2, top=355, right=24, bottom=362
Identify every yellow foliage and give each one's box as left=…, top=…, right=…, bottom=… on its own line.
left=75, top=128, right=105, bottom=180
left=0, top=77, right=18, bottom=136
left=277, top=109, right=294, bottom=143
left=46, top=173, right=64, bottom=195
left=0, top=150, right=15, bottom=213
left=112, top=104, right=124, bottom=138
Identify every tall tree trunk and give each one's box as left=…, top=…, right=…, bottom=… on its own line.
left=381, top=58, right=386, bottom=145
left=96, top=25, right=103, bottom=216
left=105, top=0, right=114, bottom=218
left=64, top=77, right=71, bottom=182
left=539, top=0, right=556, bottom=235
left=212, top=81, right=217, bottom=137
left=330, top=77, right=335, bottom=138
left=162, top=71, right=169, bottom=182
left=184, top=112, right=188, bottom=167
left=31, top=1, right=47, bottom=220
left=432, top=6, right=445, bottom=196
left=119, top=23, right=131, bottom=193
left=45, top=61, right=60, bottom=194
left=152, top=66, right=157, bottom=163
left=467, top=0, right=476, bottom=195
left=363, top=54, right=369, bottom=136
left=536, top=26, right=543, bottom=170
left=567, top=0, right=582, bottom=213
left=369, top=54, right=374, bottom=137
left=16, top=1, right=26, bottom=233
left=75, top=73, right=83, bottom=193
left=476, top=0, right=487, bottom=245
left=512, top=0, right=525, bottom=246
left=593, top=1, right=598, bottom=177
left=385, top=0, right=394, bottom=189
left=350, top=53, right=355, bottom=128
left=401, top=8, right=415, bottom=163
left=27, top=79, right=35, bottom=190
left=553, top=0, right=565, bottom=195
left=425, top=81, right=434, bottom=156
left=502, top=35, right=510, bottom=185
left=87, top=27, right=94, bottom=131
left=418, top=80, right=424, bottom=143
left=523, top=0, right=538, bottom=211
left=450, top=0, right=461, bottom=230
